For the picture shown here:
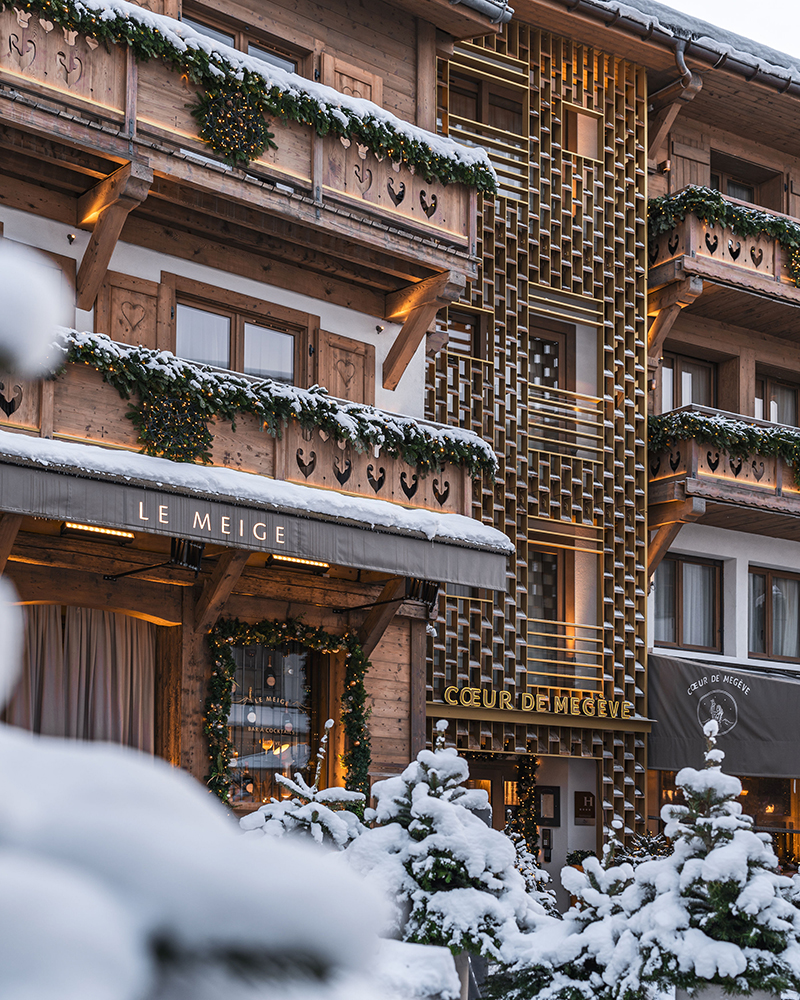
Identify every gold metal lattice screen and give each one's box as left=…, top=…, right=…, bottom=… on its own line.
left=426, top=24, right=648, bottom=834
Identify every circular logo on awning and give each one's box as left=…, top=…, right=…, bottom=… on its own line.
left=697, top=689, right=738, bottom=735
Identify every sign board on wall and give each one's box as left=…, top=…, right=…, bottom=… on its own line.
left=574, top=790, right=596, bottom=826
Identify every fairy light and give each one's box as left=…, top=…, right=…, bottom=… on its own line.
left=62, top=522, right=134, bottom=540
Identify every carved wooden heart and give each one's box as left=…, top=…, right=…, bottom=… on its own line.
left=336, top=358, right=356, bottom=387
left=120, top=301, right=146, bottom=332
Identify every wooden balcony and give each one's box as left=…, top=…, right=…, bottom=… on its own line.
left=649, top=409, right=800, bottom=546
left=0, top=8, right=477, bottom=290
left=0, top=362, right=472, bottom=517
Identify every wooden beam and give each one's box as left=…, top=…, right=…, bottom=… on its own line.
left=647, top=72, right=702, bottom=161
left=76, top=161, right=152, bottom=310
left=648, top=497, right=706, bottom=577
left=649, top=496, right=706, bottom=530
left=0, top=513, right=22, bottom=575
left=647, top=277, right=704, bottom=368
left=382, top=272, right=466, bottom=390
left=384, top=270, right=466, bottom=320
left=194, top=548, right=251, bottom=635
left=357, top=576, right=407, bottom=658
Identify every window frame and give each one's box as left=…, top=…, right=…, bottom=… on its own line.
left=709, top=150, right=784, bottom=212
left=755, top=373, right=800, bottom=427
left=654, top=553, right=722, bottom=653
left=748, top=566, right=800, bottom=663
left=163, top=272, right=317, bottom=387
left=660, top=351, right=717, bottom=412
left=180, top=4, right=314, bottom=78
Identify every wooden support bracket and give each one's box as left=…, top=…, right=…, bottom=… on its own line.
left=647, top=276, right=704, bottom=371
left=357, top=576, right=407, bottom=658
left=76, top=161, right=153, bottom=311
left=648, top=72, right=702, bottom=161
left=193, top=548, right=250, bottom=635
left=382, top=271, right=466, bottom=391
left=0, top=513, right=22, bottom=575
left=647, top=497, right=706, bottom=578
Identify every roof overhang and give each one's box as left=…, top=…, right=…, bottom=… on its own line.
left=0, top=434, right=512, bottom=590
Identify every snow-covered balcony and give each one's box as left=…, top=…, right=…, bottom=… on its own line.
left=648, top=406, right=800, bottom=574
left=0, top=3, right=490, bottom=276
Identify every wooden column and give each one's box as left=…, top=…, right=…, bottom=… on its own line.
left=0, top=513, right=22, bottom=575
left=409, top=617, right=427, bottom=755
left=416, top=19, right=437, bottom=131
left=154, top=624, right=182, bottom=767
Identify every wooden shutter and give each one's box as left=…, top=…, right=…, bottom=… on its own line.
left=95, top=272, right=160, bottom=349
left=317, top=330, right=375, bottom=405
left=670, top=140, right=710, bottom=193
left=320, top=53, right=383, bottom=107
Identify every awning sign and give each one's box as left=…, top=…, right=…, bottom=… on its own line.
left=648, top=654, right=800, bottom=777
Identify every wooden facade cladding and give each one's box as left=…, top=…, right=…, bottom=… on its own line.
left=649, top=436, right=800, bottom=541
left=0, top=7, right=477, bottom=282
left=426, top=25, right=649, bottom=833
left=0, top=363, right=472, bottom=517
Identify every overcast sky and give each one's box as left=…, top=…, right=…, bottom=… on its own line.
left=662, top=0, right=799, bottom=59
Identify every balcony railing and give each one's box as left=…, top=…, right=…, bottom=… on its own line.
left=648, top=406, right=800, bottom=529
left=0, top=361, right=473, bottom=516
left=528, top=385, right=605, bottom=531
left=648, top=188, right=800, bottom=304
left=0, top=8, right=475, bottom=254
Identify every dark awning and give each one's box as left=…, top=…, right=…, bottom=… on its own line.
left=0, top=452, right=511, bottom=589
left=648, top=653, right=800, bottom=778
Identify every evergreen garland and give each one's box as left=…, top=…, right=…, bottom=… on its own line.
left=508, top=754, right=540, bottom=855
left=59, top=331, right=497, bottom=476
left=0, top=0, right=496, bottom=192
left=649, top=185, right=800, bottom=286
left=204, top=617, right=372, bottom=807
left=649, top=410, right=800, bottom=487
left=190, top=82, right=277, bottom=166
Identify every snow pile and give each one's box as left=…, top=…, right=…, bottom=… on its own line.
left=0, top=610, right=384, bottom=999
left=0, top=239, right=70, bottom=375
left=240, top=720, right=365, bottom=849
left=374, top=939, right=460, bottom=1000
left=488, top=721, right=800, bottom=1000
left=346, top=727, right=547, bottom=960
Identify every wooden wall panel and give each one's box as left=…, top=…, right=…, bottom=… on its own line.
left=317, top=330, right=376, bottom=405
left=366, top=617, right=412, bottom=775
left=96, top=272, right=160, bottom=350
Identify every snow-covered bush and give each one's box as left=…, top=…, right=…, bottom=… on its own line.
left=240, top=719, right=364, bottom=848
left=0, top=583, right=384, bottom=1000
left=504, top=812, right=559, bottom=918
left=346, top=722, right=546, bottom=961
left=488, top=720, right=800, bottom=1000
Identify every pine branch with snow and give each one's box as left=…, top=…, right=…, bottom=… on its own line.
left=503, top=811, right=560, bottom=918
left=239, top=720, right=365, bottom=849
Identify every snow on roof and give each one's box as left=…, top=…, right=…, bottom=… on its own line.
left=559, top=0, right=800, bottom=92
left=0, top=428, right=514, bottom=554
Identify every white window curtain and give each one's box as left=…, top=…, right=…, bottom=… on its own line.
left=4, top=606, right=155, bottom=753
left=682, top=562, right=715, bottom=648
left=773, top=577, right=800, bottom=659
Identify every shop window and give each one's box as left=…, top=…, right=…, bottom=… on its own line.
left=227, top=642, right=313, bottom=808
left=654, top=555, right=721, bottom=652
left=749, top=568, right=800, bottom=661
left=755, top=375, right=799, bottom=427
left=661, top=352, right=716, bottom=411
left=710, top=151, right=783, bottom=211
left=2, top=606, right=156, bottom=751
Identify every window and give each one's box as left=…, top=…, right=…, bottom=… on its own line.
left=440, top=309, right=487, bottom=359
left=710, top=151, right=783, bottom=211
left=564, top=106, right=601, bottom=161
left=227, top=642, right=313, bottom=807
left=661, top=353, right=716, bottom=411
left=167, top=273, right=315, bottom=386
left=527, top=549, right=563, bottom=680
left=181, top=9, right=307, bottom=77
left=749, top=568, right=800, bottom=661
left=654, top=555, right=721, bottom=651
left=755, top=375, right=799, bottom=426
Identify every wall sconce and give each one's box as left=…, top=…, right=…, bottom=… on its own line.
left=267, top=553, right=329, bottom=572
left=61, top=521, right=134, bottom=544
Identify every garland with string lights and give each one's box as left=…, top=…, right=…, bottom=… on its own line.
left=649, top=185, right=800, bottom=286
left=204, top=617, right=371, bottom=808
left=190, top=83, right=277, bottom=167
left=0, top=0, right=496, bottom=191
left=649, top=411, right=800, bottom=487
left=59, top=330, right=498, bottom=475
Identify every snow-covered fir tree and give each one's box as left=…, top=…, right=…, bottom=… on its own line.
left=630, top=720, right=800, bottom=996
left=503, top=810, right=559, bottom=918
left=613, top=830, right=672, bottom=868
left=346, top=721, right=546, bottom=960
left=240, top=719, right=364, bottom=849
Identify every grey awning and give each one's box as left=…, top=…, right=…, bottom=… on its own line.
left=648, top=653, right=800, bottom=777
left=0, top=456, right=509, bottom=589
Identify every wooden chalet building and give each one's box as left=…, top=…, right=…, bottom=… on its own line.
left=0, top=0, right=515, bottom=807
